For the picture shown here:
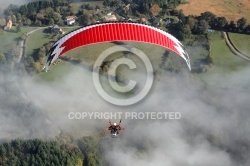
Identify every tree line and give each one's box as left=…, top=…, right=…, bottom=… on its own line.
left=0, top=136, right=105, bottom=166
left=166, top=10, right=250, bottom=41
left=3, top=0, right=74, bottom=27
left=1, top=0, right=188, bottom=27
left=0, top=139, right=83, bottom=166
left=2, top=0, right=250, bottom=36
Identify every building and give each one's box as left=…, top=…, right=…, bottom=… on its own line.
left=141, top=18, right=148, bottom=24
left=103, top=13, right=117, bottom=22
left=66, top=16, right=76, bottom=25
left=4, top=20, right=12, bottom=31
left=51, top=25, right=65, bottom=34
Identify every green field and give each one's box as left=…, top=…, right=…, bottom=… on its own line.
left=26, top=27, right=80, bottom=58
left=34, top=30, right=249, bottom=91
left=62, top=42, right=167, bottom=66
left=38, top=62, right=74, bottom=81
left=208, top=31, right=248, bottom=70
left=0, top=26, right=36, bottom=54
left=185, top=36, right=210, bottom=69
left=37, top=37, right=209, bottom=82
left=38, top=42, right=168, bottom=82
left=25, top=28, right=54, bottom=57
left=228, top=32, right=250, bottom=56
left=198, top=31, right=249, bottom=87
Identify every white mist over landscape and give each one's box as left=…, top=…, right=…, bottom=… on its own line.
left=0, top=0, right=250, bottom=165
left=0, top=61, right=250, bottom=165
left=101, top=66, right=250, bottom=166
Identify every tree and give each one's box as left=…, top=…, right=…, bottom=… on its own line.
left=193, top=19, right=209, bottom=35
left=80, top=10, right=91, bottom=26
left=178, top=10, right=186, bottom=23
left=27, top=3, right=36, bottom=14
left=205, top=54, right=214, bottom=64
left=0, top=18, right=6, bottom=27
left=49, top=18, right=54, bottom=25
left=52, top=12, right=62, bottom=24
left=24, top=56, right=36, bottom=73
left=244, top=25, right=250, bottom=34
left=186, top=16, right=197, bottom=31
left=36, top=13, right=45, bottom=21
left=227, top=21, right=236, bottom=32
left=6, top=15, right=12, bottom=22
left=237, top=17, right=247, bottom=30
left=35, top=20, right=42, bottom=26
left=0, top=138, right=83, bottom=166
left=45, top=43, right=53, bottom=53
left=16, top=24, right=21, bottom=33
left=0, top=53, right=6, bottom=64
left=200, top=11, right=216, bottom=26
left=215, top=17, right=227, bottom=29
left=149, top=4, right=162, bottom=16
left=45, top=7, right=54, bottom=15
left=0, top=146, right=6, bottom=156
left=19, top=5, right=28, bottom=15
left=11, top=15, right=17, bottom=24
left=181, top=24, right=192, bottom=40
left=105, top=0, right=122, bottom=7
left=103, top=0, right=111, bottom=6
left=68, top=3, right=78, bottom=14
left=36, top=46, right=46, bottom=64
left=25, top=19, right=32, bottom=26
left=16, top=13, right=22, bottom=24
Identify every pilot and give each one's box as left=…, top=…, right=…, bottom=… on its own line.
left=109, top=123, right=121, bottom=134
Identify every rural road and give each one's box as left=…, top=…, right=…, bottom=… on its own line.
left=17, top=26, right=79, bottom=63
left=223, top=32, right=250, bottom=61
left=17, top=27, right=45, bottom=63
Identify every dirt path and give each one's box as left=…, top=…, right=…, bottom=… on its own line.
left=223, top=32, right=250, bottom=61
left=17, top=26, right=79, bottom=63
left=17, top=27, right=45, bottom=63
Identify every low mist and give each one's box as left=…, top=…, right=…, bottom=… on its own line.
left=1, top=58, right=250, bottom=165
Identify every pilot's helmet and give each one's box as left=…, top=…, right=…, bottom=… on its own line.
left=114, top=123, right=117, bottom=126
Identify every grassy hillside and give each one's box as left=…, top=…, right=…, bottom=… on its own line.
left=0, top=26, right=35, bottom=54
left=26, top=27, right=80, bottom=58
left=198, top=31, right=249, bottom=87
left=228, top=32, right=250, bottom=56
left=208, top=31, right=247, bottom=70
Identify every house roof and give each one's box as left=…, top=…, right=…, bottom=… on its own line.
left=141, top=18, right=147, bottom=22
left=66, top=16, right=75, bottom=20
left=104, top=14, right=117, bottom=21
left=4, top=20, right=12, bottom=30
